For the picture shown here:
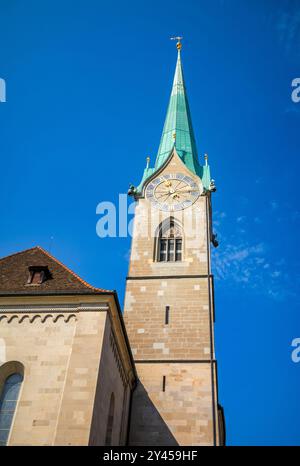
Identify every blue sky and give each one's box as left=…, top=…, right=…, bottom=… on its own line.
left=0, top=0, right=300, bottom=445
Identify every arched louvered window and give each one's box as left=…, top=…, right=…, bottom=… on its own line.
left=157, top=219, right=183, bottom=262
left=0, top=372, right=23, bottom=446
left=105, top=393, right=115, bottom=446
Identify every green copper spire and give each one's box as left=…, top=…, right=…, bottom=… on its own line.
left=155, top=41, right=200, bottom=174
left=132, top=41, right=212, bottom=195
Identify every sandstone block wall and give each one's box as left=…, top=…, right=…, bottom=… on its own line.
left=0, top=295, right=135, bottom=446
left=128, top=363, right=214, bottom=446
left=89, top=315, right=132, bottom=446
left=124, top=151, right=220, bottom=446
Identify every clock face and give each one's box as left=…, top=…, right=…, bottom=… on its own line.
left=145, top=173, right=200, bottom=211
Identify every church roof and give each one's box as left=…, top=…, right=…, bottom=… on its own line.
left=0, top=246, right=111, bottom=295
left=135, top=42, right=211, bottom=194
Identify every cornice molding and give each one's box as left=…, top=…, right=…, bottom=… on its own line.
left=0, top=303, right=109, bottom=324
left=0, top=313, right=77, bottom=324
left=0, top=303, right=109, bottom=314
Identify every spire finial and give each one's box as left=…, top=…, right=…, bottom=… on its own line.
left=170, top=36, right=183, bottom=50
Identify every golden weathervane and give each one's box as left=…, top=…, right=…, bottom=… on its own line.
left=170, top=36, right=183, bottom=50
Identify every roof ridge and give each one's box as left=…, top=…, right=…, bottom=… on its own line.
left=0, top=245, right=112, bottom=293
left=35, top=246, right=111, bottom=293
left=0, top=246, right=40, bottom=262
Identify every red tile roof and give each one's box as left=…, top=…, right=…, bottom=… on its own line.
left=0, top=246, right=111, bottom=295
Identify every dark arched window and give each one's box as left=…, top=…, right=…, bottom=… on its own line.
left=0, top=372, right=23, bottom=446
left=157, top=219, right=183, bottom=262
left=105, top=393, right=115, bottom=446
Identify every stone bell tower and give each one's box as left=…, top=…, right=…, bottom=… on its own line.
left=124, top=41, right=225, bottom=446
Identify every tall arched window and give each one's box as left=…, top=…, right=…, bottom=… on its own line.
left=157, top=219, right=183, bottom=262
left=0, top=372, right=23, bottom=446
left=105, top=393, right=115, bottom=446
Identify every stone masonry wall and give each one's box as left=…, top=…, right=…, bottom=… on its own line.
left=124, top=151, right=219, bottom=446
left=89, top=315, right=132, bottom=446
left=128, top=363, right=214, bottom=446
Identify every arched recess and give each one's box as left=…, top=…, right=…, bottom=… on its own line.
left=154, top=217, right=183, bottom=262
left=0, top=361, right=24, bottom=446
left=104, top=393, right=115, bottom=446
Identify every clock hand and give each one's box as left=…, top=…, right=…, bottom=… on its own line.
left=174, top=180, right=184, bottom=190
left=156, top=192, right=170, bottom=200
left=163, top=193, right=172, bottom=203
left=175, top=188, right=198, bottom=194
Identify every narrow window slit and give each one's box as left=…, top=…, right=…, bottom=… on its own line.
left=162, top=375, right=166, bottom=392
left=165, top=306, right=170, bottom=325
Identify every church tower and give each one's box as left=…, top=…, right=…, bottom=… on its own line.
left=124, top=41, right=225, bottom=446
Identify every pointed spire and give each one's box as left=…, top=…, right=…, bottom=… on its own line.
left=155, top=40, right=199, bottom=174
left=134, top=41, right=213, bottom=195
